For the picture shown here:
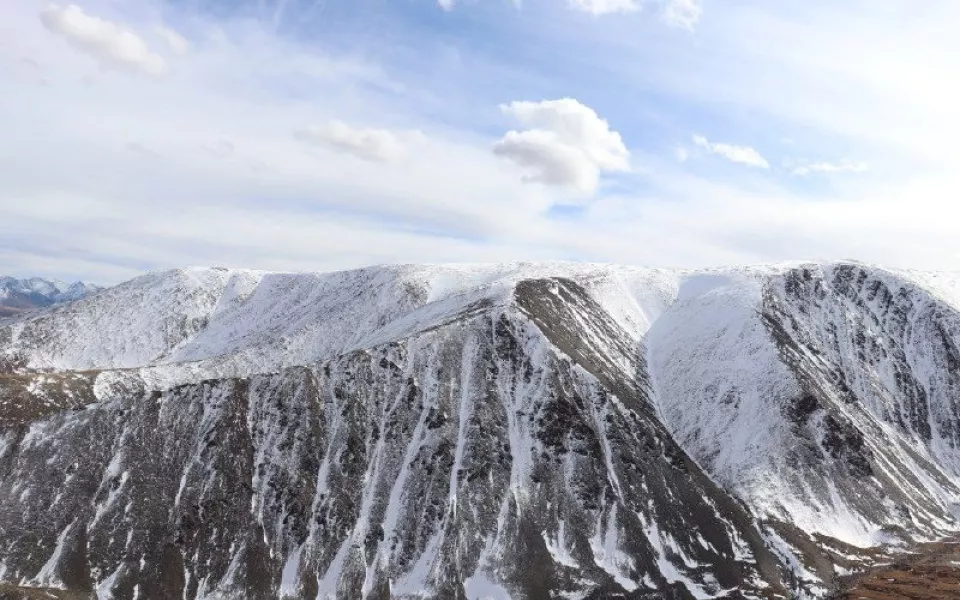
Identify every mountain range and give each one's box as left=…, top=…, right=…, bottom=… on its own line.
left=0, top=277, right=101, bottom=318
left=2, top=261, right=960, bottom=599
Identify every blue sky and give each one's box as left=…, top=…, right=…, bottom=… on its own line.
left=2, top=0, right=959, bottom=283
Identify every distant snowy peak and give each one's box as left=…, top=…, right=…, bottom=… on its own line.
left=0, top=276, right=101, bottom=317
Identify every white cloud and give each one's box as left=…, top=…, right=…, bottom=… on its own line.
left=692, top=135, right=769, bottom=168
left=155, top=26, right=189, bottom=56
left=438, top=0, right=456, bottom=11
left=125, top=142, right=161, bottom=159
left=674, top=147, right=689, bottom=162
left=494, top=130, right=602, bottom=192
left=294, top=120, right=417, bottom=163
left=662, top=0, right=702, bottom=29
left=568, top=0, right=641, bottom=16
left=494, top=98, right=630, bottom=194
left=202, top=139, right=235, bottom=158
left=39, top=4, right=167, bottom=76
left=792, top=160, right=868, bottom=176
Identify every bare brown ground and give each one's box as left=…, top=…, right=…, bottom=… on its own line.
left=0, top=583, right=88, bottom=599
left=838, top=539, right=960, bottom=599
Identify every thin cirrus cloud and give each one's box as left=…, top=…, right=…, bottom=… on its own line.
left=792, top=160, right=869, bottom=176
left=154, top=26, right=190, bottom=56
left=39, top=4, right=169, bottom=76
left=493, top=98, right=630, bottom=194
left=438, top=0, right=701, bottom=27
left=692, top=134, right=770, bottom=168
left=570, top=0, right=703, bottom=27
left=568, top=0, right=641, bottom=16
left=662, top=0, right=702, bottom=29
left=294, top=120, right=421, bottom=163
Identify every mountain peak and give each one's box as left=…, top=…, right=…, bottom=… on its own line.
left=0, top=276, right=101, bottom=318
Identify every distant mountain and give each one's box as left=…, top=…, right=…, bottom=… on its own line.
left=3, top=262, right=960, bottom=598
left=0, top=276, right=101, bottom=318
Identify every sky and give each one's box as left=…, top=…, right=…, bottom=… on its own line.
left=2, top=0, right=960, bottom=284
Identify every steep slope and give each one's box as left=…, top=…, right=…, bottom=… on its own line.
left=647, top=263, right=960, bottom=592
left=0, top=269, right=249, bottom=372
left=0, top=277, right=783, bottom=600
left=768, top=265, right=960, bottom=479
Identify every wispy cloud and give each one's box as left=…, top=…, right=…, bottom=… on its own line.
left=155, top=25, right=189, bottom=56
left=39, top=4, right=169, bottom=76
left=294, top=120, right=419, bottom=163
left=662, top=0, right=702, bottom=29
left=568, top=0, right=641, bottom=16
left=792, top=160, right=868, bottom=176
left=692, top=135, right=769, bottom=168
left=439, top=0, right=678, bottom=21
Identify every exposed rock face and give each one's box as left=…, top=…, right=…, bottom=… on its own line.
left=650, top=266, right=960, bottom=589
left=2, top=262, right=960, bottom=599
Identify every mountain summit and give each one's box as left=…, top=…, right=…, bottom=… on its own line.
left=2, top=262, right=960, bottom=599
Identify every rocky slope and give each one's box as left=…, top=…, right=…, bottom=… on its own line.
left=2, top=261, right=960, bottom=599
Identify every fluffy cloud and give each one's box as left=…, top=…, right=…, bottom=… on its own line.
left=155, top=26, right=189, bottom=56
left=692, top=135, right=769, bottom=168
left=39, top=4, right=167, bottom=76
left=493, top=130, right=601, bottom=192
left=662, top=0, right=702, bottom=29
left=568, top=0, right=641, bottom=16
left=792, top=160, right=869, bottom=176
left=294, top=121, right=417, bottom=163
left=494, top=99, right=630, bottom=194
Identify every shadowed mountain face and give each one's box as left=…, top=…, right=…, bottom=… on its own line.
left=2, top=262, right=960, bottom=599
left=0, top=277, right=100, bottom=319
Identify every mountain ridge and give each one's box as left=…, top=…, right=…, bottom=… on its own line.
left=3, top=261, right=960, bottom=598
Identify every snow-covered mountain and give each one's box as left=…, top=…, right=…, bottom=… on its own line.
left=0, top=276, right=101, bottom=318
left=2, top=261, right=960, bottom=598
